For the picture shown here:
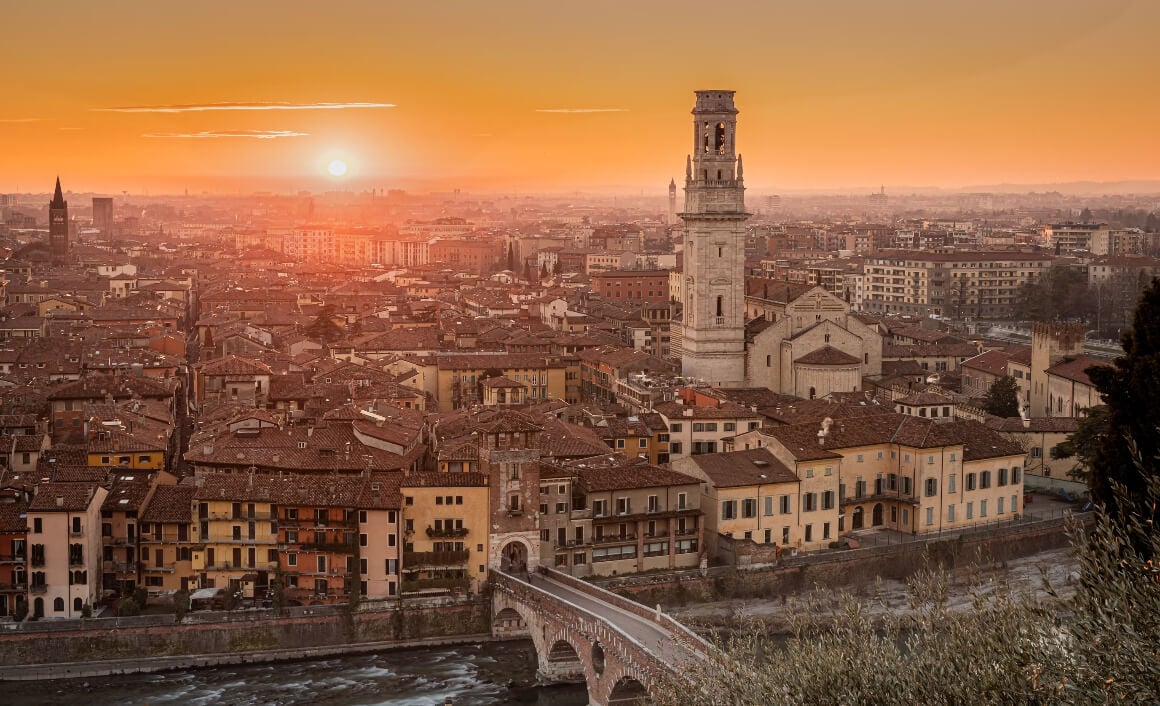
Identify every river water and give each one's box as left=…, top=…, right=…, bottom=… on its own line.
left=3, top=641, right=590, bottom=706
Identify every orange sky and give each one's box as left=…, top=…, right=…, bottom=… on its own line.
left=2, top=1, right=1158, bottom=194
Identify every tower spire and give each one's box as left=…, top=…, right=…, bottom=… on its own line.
left=685, top=155, right=692, bottom=181
left=737, top=153, right=744, bottom=179
left=52, top=176, right=64, bottom=205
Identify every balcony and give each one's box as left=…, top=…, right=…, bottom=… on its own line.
left=593, top=533, right=637, bottom=546
left=675, top=527, right=699, bottom=537
left=297, top=541, right=357, bottom=554
left=0, top=553, right=26, bottom=564
left=569, top=508, right=592, bottom=520
left=29, top=583, right=47, bottom=594
left=839, top=490, right=919, bottom=506
left=403, top=550, right=470, bottom=568
left=643, top=530, right=670, bottom=539
left=0, top=581, right=27, bottom=592
left=201, top=512, right=274, bottom=522
left=425, top=526, right=469, bottom=539
left=144, top=563, right=176, bottom=573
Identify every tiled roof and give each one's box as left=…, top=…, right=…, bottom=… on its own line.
left=401, top=471, right=488, bottom=488
left=1045, top=355, right=1108, bottom=387
left=140, top=485, right=196, bottom=524
left=29, top=482, right=100, bottom=512
left=961, top=350, right=1012, bottom=377
left=577, top=463, right=699, bottom=492
left=686, top=448, right=799, bottom=488
left=101, top=474, right=154, bottom=512
left=0, top=502, right=28, bottom=532
left=795, top=346, right=861, bottom=366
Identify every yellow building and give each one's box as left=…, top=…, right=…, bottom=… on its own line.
left=434, top=353, right=567, bottom=411
left=399, top=472, right=489, bottom=593
left=674, top=448, right=802, bottom=555
left=191, top=475, right=280, bottom=600
left=139, top=485, right=197, bottom=593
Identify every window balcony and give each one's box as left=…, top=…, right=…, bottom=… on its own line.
left=592, top=533, right=637, bottom=546
left=29, top=583, right=48, bottom=594
left=403, top=550, right=471, bottom=567
left=425, top=526, right=469, bottom=539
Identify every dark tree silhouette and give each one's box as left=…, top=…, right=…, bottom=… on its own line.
left=982, top=375, right=1021, bottom=417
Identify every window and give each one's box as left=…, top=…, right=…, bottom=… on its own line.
left=33, top=518, right=42, bottom=534
left=1012, top=495, right=1018, bottom=513
left=998, top=497, right=1005, bottom=514
left=616, top=497, right=631, bottom=515
left=823, top=522, right=831, bottom=540
left=288, top=553, right=298, bottom=567
left=924, top=478, right=937, bottom=497
left=669, top=423, right=682, bottom=433
left=948, top=474, right=956, bottom=494
left=670, top=442, right=683, bottom=455
left=980, top=500, right=988, bottom=517
left=980, top=471, right=991, bottom=489
left=677, top=492, right=687, bottom=510
left=1012, top=467, right=1022, bottom=484
left=742, top=498, right=757, bottom=518
left=721, top=500, right=737, bottom=520
left=359, top=533, right=368, bottom=547
left=723, top=423, right=735, bottom=432
left=804, top=525, right=813, bottom=542
left=592, top=499, right=608, bottom=517
left=947, top=505, right=955, bottom=522
left=764, top=496, right=774, bottom=516
left=966, top=502, right=973, bottom=520
left=822, top=491, right=834, bottom=510
left=998, top=468, right=1008, bottom=486
left=779, top=495, right=791, bottom=514
left=966, top=473, right=977, bottom=491
left=639, top=438, right=648, bottom=448
left=802, top=493, right=817, bottom=512
left=805, top=468, right=814, bottom=478
left=925, top=508, right=934, bottom=526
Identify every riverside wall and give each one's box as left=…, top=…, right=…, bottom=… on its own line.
left=597, top=516, right=1084, bottom=606
left=0, top=599, right=491, bottom=673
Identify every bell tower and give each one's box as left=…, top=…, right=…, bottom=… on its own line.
left=49, top=177, right=69, bottom=261
left=679, top=91, right=749, bottom=386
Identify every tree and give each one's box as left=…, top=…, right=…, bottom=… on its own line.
left=981, top=375, right=1020, bottom=417
left=655, top=465, right=1160, bottom=705
left=552, top=259, right=562, bottom=276
left=1084, top=277, right=1160, bottom=551
left=305, top=304, right=343, bottom=342
left=1051, top=405, right=1109, bottom=484
left=1080, top=207, right=1093, bottom=223
left=116, top=596, right=141, bottom=617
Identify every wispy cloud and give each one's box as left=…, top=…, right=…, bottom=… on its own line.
left=535, top=108, right=628, bottom=114
left=143, top=130, right=309, bottom=140
left=0, top=117, right=44, bottom=123
left=98, top=101, right=394, bottom=113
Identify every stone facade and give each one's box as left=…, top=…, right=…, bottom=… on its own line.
left=680, top=90, right=749, bottom=386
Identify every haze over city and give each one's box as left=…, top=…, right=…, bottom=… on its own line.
left=3, top=1, right=1159, bottom=194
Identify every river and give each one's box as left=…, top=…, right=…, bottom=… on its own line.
left=2, top=641, right=590, bottom=706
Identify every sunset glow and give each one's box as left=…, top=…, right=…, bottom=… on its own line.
left=1, top=1, right=1157, bottom=194
left=327, top=159, right=348, bottom=178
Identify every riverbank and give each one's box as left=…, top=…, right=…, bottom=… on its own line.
left=0, top=632, right=502, bottom=682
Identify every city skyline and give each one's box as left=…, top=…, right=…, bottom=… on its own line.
left=2, top=1, right=1158, bottom=194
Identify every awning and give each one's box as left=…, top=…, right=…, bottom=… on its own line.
left=189, top=587, right=221, bottom=601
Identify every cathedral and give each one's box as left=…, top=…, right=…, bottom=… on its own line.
left=676, top=91, right=880, bottom=397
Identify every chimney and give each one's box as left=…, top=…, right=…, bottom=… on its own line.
left=56, top=496, right=64, bottom=507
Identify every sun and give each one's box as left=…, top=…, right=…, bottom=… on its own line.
left=327, top=159, right=348, bottom=177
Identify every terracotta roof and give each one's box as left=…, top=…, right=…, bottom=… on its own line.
left=896, top=392, right=953, bottom=406
left=0, top=502, right=28, bottom=532
left=576, top=463, right=699, bottom=492
left=961, top=350, right=1012, bottom=377
left=101, top=474, right=154, bottom=512
left=686, top=448, right=798, bottom=488
left=794, top=345, right=862, bottom=366
left=140, top=485, right=196, bottom=524
left=986, top=417, right=1080, bottom=434
left=1045, top=355, right=1108, bottom=387
left=401, top=471, right=488, bottom=488
left=29, top=482, right=101, bottom=512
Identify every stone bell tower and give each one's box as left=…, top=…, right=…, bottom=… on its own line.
left=680, top=90, right=750, bottom=386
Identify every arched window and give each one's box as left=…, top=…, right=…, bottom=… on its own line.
left=716, top=296, right=724, bottom=317
left=809, top=387, right=816, bottom=399
left=717, top=169, right=723, bottom=180
left=53, top=597, right=65, bottom=613
left=715, top=122, right=727, bottom=153
left=766, top=355, right=771, bottom=367
left=74, top=597, right=83, bottom=613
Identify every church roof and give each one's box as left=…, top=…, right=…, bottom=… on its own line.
left=794, top=345, right=861, bottom=366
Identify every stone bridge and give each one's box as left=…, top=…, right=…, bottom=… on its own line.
left=491, top=568, right=711, bottom=706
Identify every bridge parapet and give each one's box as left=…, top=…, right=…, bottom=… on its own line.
left=542, top=567, right=714, bottom=655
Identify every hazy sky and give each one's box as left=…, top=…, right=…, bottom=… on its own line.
left=2, top=1, right=1157, bottom=194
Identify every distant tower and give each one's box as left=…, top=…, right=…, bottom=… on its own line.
left=92, top=197, right=114, bottom=236
left=667, top=178, right=677, bottom=225
left=49, top=177, right=69, bottom=260
left=680, top=91, right=749, bottom=386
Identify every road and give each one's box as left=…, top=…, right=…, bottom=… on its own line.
left=532, top=574, right=702, bottom=668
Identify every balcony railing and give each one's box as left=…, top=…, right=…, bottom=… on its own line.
left=29, top=583, right=48, bottom=594
left=144, top=563, right=176, bottom=573
left=296, top=541, right=357, bottom=554
left=593, top=533, right=637, bottom=545
left=0, top=553, right=26, bottom=563
left=675, top=527, right=699, bottom=537
left=200, top=512, right=274, bottom=521
left=839, top=490, right=919, bottom=506
left=0, top=581, right=27, bottom=591
left=426, top=526, right=468, bottom=539
left=403, top=550, right=470, bottom=567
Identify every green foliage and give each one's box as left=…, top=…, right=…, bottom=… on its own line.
left=14, top=600, right=28, bottom=622
left=116, top=597, right=141, bottom=617
left=173, top=591, right=189, bottom=621
left=656, top=469, right=1160, bottom=706
left=132, top=586, right=149, bottom=609
left=1051, top=405, right=1109, bottom=483
left=1085, top=277, right=1160, bottom=547
left=81, top=602, right=92, bottom=619
left=304, top=304, right=344, bottom=342
left=981, top=375, right=1021, bottom=417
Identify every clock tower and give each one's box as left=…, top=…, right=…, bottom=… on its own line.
left=679, top=91, right=749, bottom=386
left=48, top=177, right=69, bottom=260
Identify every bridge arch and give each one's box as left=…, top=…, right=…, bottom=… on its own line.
left=498, top=537, right=533, bottom=573
left=607, top=676, right=651, bottom=705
